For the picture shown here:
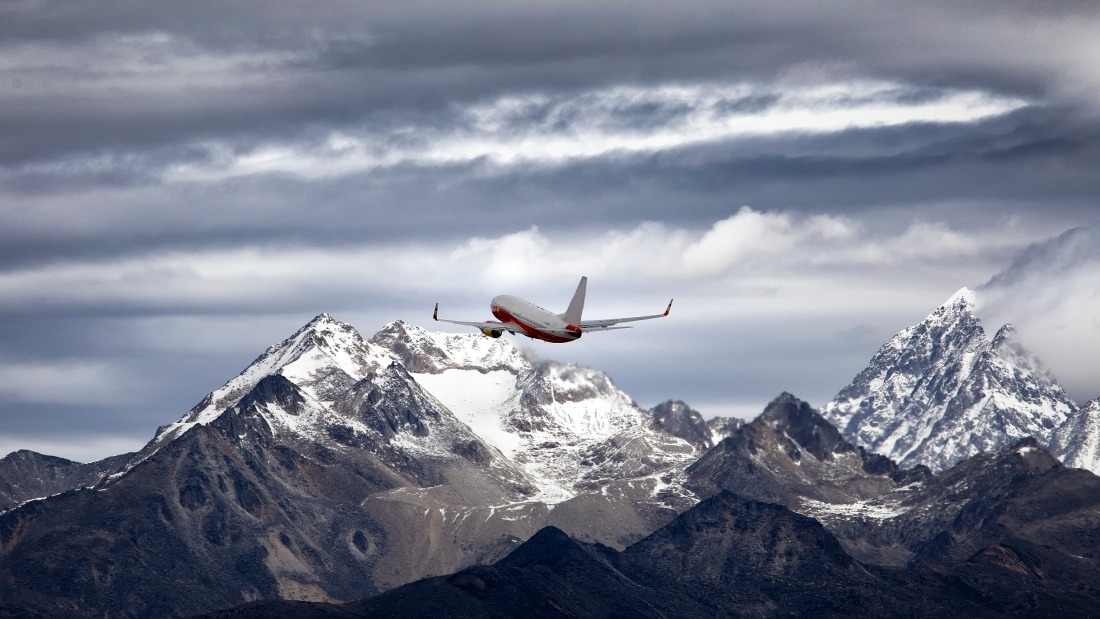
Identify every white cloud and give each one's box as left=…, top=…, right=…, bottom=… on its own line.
left=682, top=207, right=858, bottom=276
left=165, top=80, right=1030, bottom=181
left=0, top=207, right=1039, bottom=315
left=814, top=217, right=1042, bottom=268
left=2, top=208, right=1089, bottom=462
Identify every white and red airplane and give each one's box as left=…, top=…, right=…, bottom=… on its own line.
left=433, top=276, right=672, bottom=343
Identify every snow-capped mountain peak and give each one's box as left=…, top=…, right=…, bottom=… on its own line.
left=824, top=289, right=1077, bottom=472
left=944, top=286, right=975, bottom=308
left=130, top=314, right=697, bottom=510
left=152, top=313, right=391, bottom=445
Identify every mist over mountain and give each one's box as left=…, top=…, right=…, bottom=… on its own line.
left=978, top=224, right=1100, bottom=404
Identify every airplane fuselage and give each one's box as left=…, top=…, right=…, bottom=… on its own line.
left=433, top=276, right=670, bottom=343
left=490, top=295, right=582, bottom=343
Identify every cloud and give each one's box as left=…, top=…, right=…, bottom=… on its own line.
left=160, top=81, right=1028, bottom=181
left=2, top=0, right=1099, bottom=463
left=0, top=207, right=1089, bottom=463
left=0, top=207, right=1038, bottom=321
left=1, top=0, right=1097, bottom=182
left=978, top=225, right=1100, bottom=402
left=682, top=208, right=857, bottom=276
left=814, top=219, right=1038, bottom=268
left=0, top=360, right=142, bottom=406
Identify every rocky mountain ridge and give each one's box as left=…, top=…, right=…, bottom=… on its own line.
left=0, top=450, right=132, bottom=513
left=686, top=392, right=1100, bottom=578
left=203, top=432, right=1100, bottom=618
left=648, top=399, right=744, bottom=450
left=198, top=493, right=960, bottom=618
left=3, top=297, right=1100, bottom=617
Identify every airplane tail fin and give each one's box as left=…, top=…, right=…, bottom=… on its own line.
left=562, top=276, right=587, bottom=326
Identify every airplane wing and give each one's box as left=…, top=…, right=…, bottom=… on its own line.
left=578, top=299, right=673, bottom=332
left=433, top=304, right=525, bottom=335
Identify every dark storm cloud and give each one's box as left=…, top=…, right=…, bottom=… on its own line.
left=3, top=0, right=1097, bottom=168
left=1, top=0, right=1095, bottom=222
left=5, top=101, right=1099, bottom=273
left=3, top=0, right=1100, bottom=461
left=664, top=112, right=1100, bottom=210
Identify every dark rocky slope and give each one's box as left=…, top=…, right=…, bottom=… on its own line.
left=199, top=492, right=1005, bottom=618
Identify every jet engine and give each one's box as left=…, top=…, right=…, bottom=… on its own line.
left=481, top=328, right=503, bottom=338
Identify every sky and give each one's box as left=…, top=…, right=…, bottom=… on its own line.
left=2, top=0, right=1100, bottom=462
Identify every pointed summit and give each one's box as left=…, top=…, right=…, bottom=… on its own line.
left=824, top=290, right=1076, bottom=471
left=990, top=322, right=1015, bottom=345
left=759, top=393, right=854, bottom=462
left=944, top=286, right=975, bottom=309
left=150, top=313, right=391, bottom=447
left=823, top=290, right=989, bottom=468
left=306, top=311, right=333, bottom=324
left=623, top=491, right=859, bottom=588
left=497, top=525, right=621, bottom=577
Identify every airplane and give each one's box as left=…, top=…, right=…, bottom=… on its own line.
left=433, top=276, right=672, bottom=343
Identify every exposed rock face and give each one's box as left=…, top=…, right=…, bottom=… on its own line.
left=687, top=394, right=920, bottom=504
left=686, top=393, right=923, bottom=565
left=208, top=487, right=1092, bottom=618
left=684, top=392, right=1100, bottom=586
left=620, top=492, right=886, bottom=616
left=330, top=432, right=1100, bottom=619
left=823, top=288, right=1077, bottom=472
left=5, top=306, right=1100, bottom=618
left=650, top=400, right=713, bottom=449
left=3, top=428, right=379, bottom=617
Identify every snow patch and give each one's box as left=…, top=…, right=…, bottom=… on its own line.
left=799, top=497, right=910, bottom=521
left=411, top=369, right=524, bottom=458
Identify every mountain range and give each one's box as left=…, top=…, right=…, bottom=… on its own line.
left=1, top=289, right=1098, bottom=617
left=197, top=394, right=1100, bottom=618
left=0, top=314, right=699, bottom=616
